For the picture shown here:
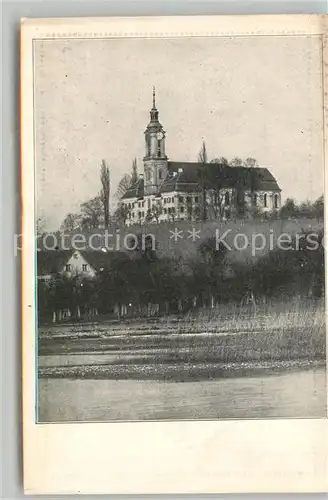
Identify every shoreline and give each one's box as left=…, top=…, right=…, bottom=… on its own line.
left=38, top=357, right=325, bottom=381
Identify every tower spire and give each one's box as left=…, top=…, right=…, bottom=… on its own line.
left=149, top=86, right=159, bottom=122
left=152, top=86, right=156, bottom=108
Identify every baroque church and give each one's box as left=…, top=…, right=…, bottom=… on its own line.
left=121, top=88, right=281, bottom=225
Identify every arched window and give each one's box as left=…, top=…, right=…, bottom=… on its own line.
left=253, top=193, right=257, bottom=207
left=224, top=191, right=230, bottom=206
left=157, top=140, right=161, bottom=158
left=146, top=136, right=151, bottom=156
left=263, top=193, right=268, bottom=208
left=274, top=194, right=279, bottom=209
left=159, top=169, right=163, bottom=180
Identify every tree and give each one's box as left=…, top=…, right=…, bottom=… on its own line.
left=186, top=197, right=193, bottom=221
left=60, top=213, right=81, bottom=232
left=80, top=196, right=104, bottom=229
left=36, top=216, right=46, bottom=237
left=145, top=208, right=154, bottom=223
left=144, top=203, right=163, bottom=224
left=79, top=277, right=99, bottom=316
left=192, top=236, right=228, bottom=306
left=197, top=140, right=208, bottom=220
left=115, top=174, right=132, bottom=200
left=100, top=159, right=110, bottom=229
left=193, top=204, right=202, bottom=221
left=298, top=200, right=314, bottom=218
left=243, top=157, right=258, bottom=168
left=198, top=140, right=208, bottom=164
left=114, top=204, right=130, bottom=224
left=210, top=157, right=229, bottom=166
left=313, top=195, right=324, bottom=220
left=115, top=159, right=138, bottom=200
left=131, top=158, right=138, bottom=184
left=234, top=169, right=249, bottom=218
left=150, top=203, right=163, bottom=224
left=203, top=164, right=228, bottom=219
left=229, top=157, right=243, bottom=167
left=247, top=159, right=259, bottom=214
left=168, top=208, right=177, bottom=222
left=251, top=230, right=324, bottom=298
left=279, top=198, right=298, bottom=219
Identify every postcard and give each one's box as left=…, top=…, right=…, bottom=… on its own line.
left=21, top=14, right=328, bottom=494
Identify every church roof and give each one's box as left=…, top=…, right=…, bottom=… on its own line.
left=121, top=162, right=281, bottom=199
left=159, top=167, right=199, bottom=194
left=164, top=162, right=281, bottom=193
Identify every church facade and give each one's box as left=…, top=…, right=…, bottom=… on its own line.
left=120, top=89, right=281, bottom=225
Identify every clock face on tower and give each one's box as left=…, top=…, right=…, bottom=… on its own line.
left=156, top=131, right=164, bottom=140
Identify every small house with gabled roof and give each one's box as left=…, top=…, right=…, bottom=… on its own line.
left=37, top=249, right=128, bottom=281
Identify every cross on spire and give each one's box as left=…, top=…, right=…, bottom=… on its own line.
left=152, top=86, right=156, bottom=108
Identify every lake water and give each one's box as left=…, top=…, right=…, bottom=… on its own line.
left=38, top=367, right=326, bottom=422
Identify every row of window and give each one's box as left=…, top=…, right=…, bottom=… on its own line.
left=163, top=206, right=188, bottom=214
left=126, top=206, right=190, bottom=219
left=133, top=206, right=190, bottom=217
left=126, top=199, right=153, bottom=210
left=65, top=264, right=89, bottom=272
left=145, top=140, right=162, bottom=158
left=160, top=195, right=200, bottom=205
left=145, top=169, right=164, bottom=181
left=253, top=193, right=279, bottom=209
left=125, top=193, right=279, bottom=213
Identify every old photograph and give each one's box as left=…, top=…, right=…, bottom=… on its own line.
left=33, top=32, right=326, bottom=422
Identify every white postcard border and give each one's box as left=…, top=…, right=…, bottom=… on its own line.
left=21, top=15, right=328, bottom=495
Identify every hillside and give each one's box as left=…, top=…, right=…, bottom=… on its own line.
left=38, top=217, right=324, bottom=262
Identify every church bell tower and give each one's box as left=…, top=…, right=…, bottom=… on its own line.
left=143, top=87, right=168, bottom=196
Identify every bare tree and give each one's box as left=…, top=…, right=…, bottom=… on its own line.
left=186, top=198, right=193, bottom=221
left=36, top=216, right=46, bottom=236
left=210, top=157, right=229, bottom=166
left=149, top=204, right=162, bottom=224
left=115, top=173, right=132, bottom=200
left=198, top=140, right=208, bottom=164
left=243, top=157, right=258, bottom=168
left=100, top=159, right=110, bottom=229
left=229, top=157, right=243, bottom=167
left=205, top=164, right=227, bottom=220
left=115, top=159, right=139, bottom=200
left=60, top=213, right=81, bottom=232
left=131, top=158, right=138, bottom=184
left=168, top=208, right=177, bottom=222
left=114, top=204, right=130, bottom=224
left=197, top=140, right=208, bottom=220
left=145, top=208, right=154, bottom=223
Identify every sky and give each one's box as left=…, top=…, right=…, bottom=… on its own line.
left=34, top=35, right=324, bottom=230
